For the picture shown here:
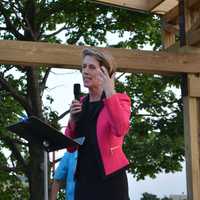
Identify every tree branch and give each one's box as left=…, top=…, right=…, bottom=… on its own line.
left=116, top=72, right=126, bottom=80
left=0, top=134, right=29, bottom=146
left=15, top=0, right=23, bottom=12
left=14, top=138, right=29, bottom=146
left=135, top=111, right=178, bottom=118
left=40, top=67, right=51, bottom=94
left=8, top=0, right=29, bottom=31
left=57, top=109, right=70, bottom=121
left=1, top=135, right=29, bottom=176
left=0, top=26, right=7, bottom=30
left=38, top=23, right=46, bottom=39
left=0, top=74, right=31, bottom=113
left=50, top=157, right=62, bottom=167
left=0, top=165, right=21, bottom=173
left=43, top=25, right=68, bottom=39
left=9, top=0, right=19, bottom=10
left=0, top=2, right=24, bottom=40
left=24, top=15, right=38, bottom=40
left=2, top=66, right=14, bottom=74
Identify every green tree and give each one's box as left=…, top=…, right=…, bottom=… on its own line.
left=116, top=74, right=184, bottom=180
left=141, top=192, right=160, bottom=200
left=141, top=192, right=172, bottom=200
left=161, top=197, right=173, bottom=200
left=0, top=0, right=183, bottom=199
left=0, top=79, right=30, bottom=199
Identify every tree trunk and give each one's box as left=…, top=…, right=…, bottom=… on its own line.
left=23, top=0, right=47, bottom=198
left=28, top=145, right=45, bottom=200
left=27, top=67, right=45, bottom=200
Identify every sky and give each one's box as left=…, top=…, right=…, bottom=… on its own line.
left=44, top=68, right=187, bottom=200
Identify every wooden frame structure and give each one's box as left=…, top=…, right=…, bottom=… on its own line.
left=0, top=0, right=200, bottom=199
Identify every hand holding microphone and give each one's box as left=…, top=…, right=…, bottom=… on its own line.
left=69, top=84, right=82, bottom=122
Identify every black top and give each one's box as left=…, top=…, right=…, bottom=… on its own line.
left=74, top=94, right=129, bottom=200
left=75, top=97, right=105, bottom=182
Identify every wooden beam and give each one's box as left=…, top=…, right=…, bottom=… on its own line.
left=95, top=0, right=163, bottom=12
left=1, top=40, right=200, bottom=74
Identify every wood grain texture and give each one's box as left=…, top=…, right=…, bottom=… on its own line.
left=1, top=40, right=200, bottom=74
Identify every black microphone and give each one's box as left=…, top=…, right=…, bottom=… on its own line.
left=73, top=84, right=81, bottom=121
left=73, top=83, right=81, bottom=100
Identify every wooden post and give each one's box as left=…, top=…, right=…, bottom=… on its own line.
left=184, top=75, right=200, bottom=200
left=183, top=2, right=200, bottom=199
left=162, top=8, right=177, bottom=49
left=162, top=0, right=200, bottom=199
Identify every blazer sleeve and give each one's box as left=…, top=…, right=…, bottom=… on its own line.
left=103, top=93, right=131, bottom=137
left=64, top=120, right=78, bottom=152
left=65, top=120, right=77, bottom=138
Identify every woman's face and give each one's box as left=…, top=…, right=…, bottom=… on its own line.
left=81, top=55, right=101, bottom=89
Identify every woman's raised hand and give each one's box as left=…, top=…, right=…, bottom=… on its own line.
left=98, top=66, right=116, bottom=98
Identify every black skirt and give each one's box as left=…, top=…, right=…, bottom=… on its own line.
left=75, top=170, right=129, bottom=200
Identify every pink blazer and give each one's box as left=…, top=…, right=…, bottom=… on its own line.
left=65, top=93, right=131, bottom=176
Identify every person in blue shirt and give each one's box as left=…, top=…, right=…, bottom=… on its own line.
left=51, top=151, right=78, bottom=200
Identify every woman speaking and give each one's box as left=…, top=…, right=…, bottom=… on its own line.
left=65, top=48, right=131, bottom=200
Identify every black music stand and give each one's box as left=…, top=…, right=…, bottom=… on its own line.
left=7, top=116, right=84, bottom=152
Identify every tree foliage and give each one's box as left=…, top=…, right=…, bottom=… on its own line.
left=116, top=74, right=184, bottom=180
left=0, top=0, right=183, bottom=199
left=141, top=192, right=172, bottom=200
left=0, top=76, right=29, bottom=199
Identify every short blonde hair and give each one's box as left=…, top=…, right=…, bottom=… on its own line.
left=82, top=48, right=116, bottom=77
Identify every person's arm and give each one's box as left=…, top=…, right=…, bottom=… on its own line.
left=51, top=153, right=69, bottom=200
left=50, top=180, right=62, bottom=200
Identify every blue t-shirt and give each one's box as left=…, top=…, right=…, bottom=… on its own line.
left=54, top=151, right=77, bottom=200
